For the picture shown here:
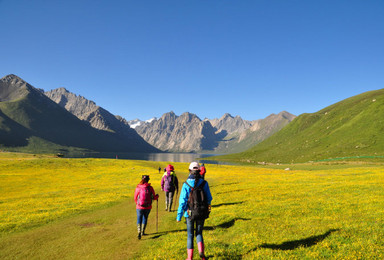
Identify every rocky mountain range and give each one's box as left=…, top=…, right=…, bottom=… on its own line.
left=1, top=74, right=296, bottom=154
left=133, top=111, right=296, bottom=153
left=45, top=87, right=296, bottom=154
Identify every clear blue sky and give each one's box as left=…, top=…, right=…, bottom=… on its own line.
left=1, top=0, right=383, bottom=121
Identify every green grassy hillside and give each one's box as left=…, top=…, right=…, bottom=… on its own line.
left=217, top=89, right=384, bottom=163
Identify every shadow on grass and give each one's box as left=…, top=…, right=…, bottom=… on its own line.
left=204, top=229, right=340, bottom=258
left=205, top=218, right=251, bottom=230
left=259, top=229, right=340, bottom=251
left=213, top=182, right=240, bottom=187
left=211, top=201, right=244, bottom=208
left=216, top=189, right=246, bottom=195
left=149, top=218, right=251, bottom=239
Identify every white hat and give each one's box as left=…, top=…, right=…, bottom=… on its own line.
left=189, top=162, right=200, bottom=170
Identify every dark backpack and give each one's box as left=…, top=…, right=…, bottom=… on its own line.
left=185, top=180, right=209, bottom=221
left=137, top=186, right=152, bottom=207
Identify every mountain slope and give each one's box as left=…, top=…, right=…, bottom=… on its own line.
left=215, top=111, right=296, bottom=154
left=208, top=113, right=253, bottom=136
left=44, top=87, right=151, bottom=142
left=0, top=74, right=159, bottom=153
left=219, top=89, right=384, bottom=163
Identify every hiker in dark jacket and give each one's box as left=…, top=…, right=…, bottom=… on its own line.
left=177, top=162, right=212, bottom=260
left=134, top=175, right=159, bottom=239
left=161, top=164, right=179, bottom=211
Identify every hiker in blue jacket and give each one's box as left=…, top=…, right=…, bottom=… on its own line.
left=177, top=162, right=212, bottom=260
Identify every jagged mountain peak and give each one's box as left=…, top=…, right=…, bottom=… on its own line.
left=179, top=112, right=201, bottom=122
left=2, top=74, right=24, bottom=81
left=279, top=111, right=296, bottom=120
left=0, top=74, right=40, bottom=102
left=161, top=111, right=178, bottom=120
left=51, top=87, right=71, bottom=94
left=221, top=113, right=234, bottom=119
left=263, top=111, right=296, bottom=122
left=1, top=74, right=29, bottom=88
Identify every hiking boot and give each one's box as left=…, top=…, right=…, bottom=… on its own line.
left=169, top=202, right=173, bottom=212
left=141, top=223, right=147, bottom=236
left=198, top=242, right=206, bottom=259
left=137, top=224, right=141, bottom=240
left=186, top=249, right=193, bottom=260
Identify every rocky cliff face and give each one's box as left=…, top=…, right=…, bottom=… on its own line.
left=135, top=111, right=217, bottom=152
left=45, top=88, right=134, bottom=136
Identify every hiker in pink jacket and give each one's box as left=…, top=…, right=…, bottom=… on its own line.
left=134, top=175, right=159, bottom=239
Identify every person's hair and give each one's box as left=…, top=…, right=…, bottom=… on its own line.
left=190, top=168, right=201, bottom=177
left=140, top=175, right=150, bottom=184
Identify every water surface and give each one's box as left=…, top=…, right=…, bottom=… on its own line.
left=65, top=152, right=233, bottom=165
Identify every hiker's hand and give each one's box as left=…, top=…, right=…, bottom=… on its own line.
left=208, top=205, right=211, bottom=212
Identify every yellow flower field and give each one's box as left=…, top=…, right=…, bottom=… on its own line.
left=1, top=154, right=384, bottom=259
left=0, top=156, right=165, bottom=233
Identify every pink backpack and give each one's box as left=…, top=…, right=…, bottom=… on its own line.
left=137, top=186, right=152, bottom=207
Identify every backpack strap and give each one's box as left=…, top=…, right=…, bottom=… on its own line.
left=184, top=180, right=205, bottom=190
left=184, top=181, right=193, bottom=189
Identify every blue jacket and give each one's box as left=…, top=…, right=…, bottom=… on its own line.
left=176, top=174, right=212, bottom=221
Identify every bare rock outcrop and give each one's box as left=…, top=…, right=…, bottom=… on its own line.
left=135, top=111, right=217, bottom=152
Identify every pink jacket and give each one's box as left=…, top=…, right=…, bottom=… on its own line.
left=134, top=183, right=159, bottom=209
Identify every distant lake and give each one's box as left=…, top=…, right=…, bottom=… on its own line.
left=65, top=152, right=234, bottom=165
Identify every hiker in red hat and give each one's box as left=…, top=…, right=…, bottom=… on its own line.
left=134, top=175, right=159, bottom=239
left=161, top=164, right=179, bottom=211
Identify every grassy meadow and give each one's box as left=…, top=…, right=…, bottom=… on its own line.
left=1, top=153, right=384, bottom=259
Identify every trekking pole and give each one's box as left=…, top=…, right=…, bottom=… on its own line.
left=156, top=199, right=158, bottom=233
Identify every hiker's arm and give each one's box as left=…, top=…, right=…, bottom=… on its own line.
left=176, top=184, right=188, bottom=221
left=150, top=186, right=159, bottom=200
left=134, top=187, right=139, bottom=204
